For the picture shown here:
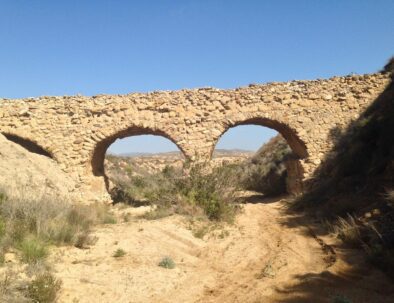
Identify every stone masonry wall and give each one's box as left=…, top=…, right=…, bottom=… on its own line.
left=0, top=73, right=390, bottom=202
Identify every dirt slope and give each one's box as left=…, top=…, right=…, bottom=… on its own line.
left=0, top=133, right=77, bottom=199
left=51, top=198, right=394, bottom=303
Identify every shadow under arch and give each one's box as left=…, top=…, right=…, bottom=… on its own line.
left=91, top=126, right=187, bottom=190
left=2, top=133, right=54, bottom=159
left=212, top=117, right=309, bottom=195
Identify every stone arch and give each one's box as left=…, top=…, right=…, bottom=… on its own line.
left=212, top=117, right=309, bottom=195
left=2, top=133, right=54, bottom=159
left=212, top=117, right=308, bottom=158
left=90, top=126, right=187, bottom=189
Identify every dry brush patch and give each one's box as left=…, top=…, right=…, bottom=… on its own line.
left=0, top=185, right=117, bottom=302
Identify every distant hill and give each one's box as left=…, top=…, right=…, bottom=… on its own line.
left=108, top=149, right=254, bottom=158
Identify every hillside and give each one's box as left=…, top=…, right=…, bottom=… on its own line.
left=0, top=133, right=77, bottom=200
left=297, top=61, right=394, bottom=278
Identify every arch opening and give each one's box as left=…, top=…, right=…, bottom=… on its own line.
left=91, top=127, right=186, bottom=205
left=212, top=119, right=308, bottom=197
left=2, top=133, right=53, bottom=158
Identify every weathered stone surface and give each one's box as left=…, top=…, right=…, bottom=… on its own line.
left=0, top=72, right=390, bottom=201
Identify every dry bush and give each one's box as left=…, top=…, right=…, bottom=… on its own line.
left=0, top=269, right=30, bottom=303
left=0, top=185, right=118, bottom=302
left=0, top=185, right=115, bottom=262
left=115, top=162, right=240, bottom=223
left=386, top=189, right=394, bottom=207
left=27, top=272, right=61, bottom=303
left=330, top=215, right=362, bottom=247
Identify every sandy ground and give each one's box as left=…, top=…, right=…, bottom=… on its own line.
left=51, top=197, right=394, bottom=303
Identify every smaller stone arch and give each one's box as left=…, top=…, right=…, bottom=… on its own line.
left=2, top=133, right=54, bottom=159
left=212, top=117, right=309, bottom=195
left=211, top=117, right=308, bottom=159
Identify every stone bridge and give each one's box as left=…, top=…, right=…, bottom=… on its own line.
left=0, top=72, right=390, bottom=201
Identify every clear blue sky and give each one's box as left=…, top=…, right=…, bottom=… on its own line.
left=1, top=1, right=393, bottom=154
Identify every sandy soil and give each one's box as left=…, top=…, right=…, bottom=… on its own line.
left=51, top=197, right=394, bottom=303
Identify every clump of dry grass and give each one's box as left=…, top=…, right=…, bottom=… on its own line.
left=27, top=272, right=61, bottom=303
left=386, top=189, right=394, bottom=207
left=329, top=215, right=362, bottom=247
left=0, top=185, right=118, bottom=301
left=0, top=187, right=115, bottom=254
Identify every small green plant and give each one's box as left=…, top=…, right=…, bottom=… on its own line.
left=18, top=237, right=48, bottom=264
left=113, top=248, right=126, bottom=258
left=102, top=214, right=117, bottom=224
left=158, top=256, right=175, bottom=269
left=27, top=272, right=61, bottom=303
left=192, top=225, right=210, bottom=239
left=332, top=294, right=352, bottom=303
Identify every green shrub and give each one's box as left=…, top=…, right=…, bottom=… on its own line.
left=18, top=237, right=48, bottom=264
left=27, top=272, right=61, bottom=303
left=174, top=163, right=239, bottom=222
left=158, top=256, right=175, bottom=269
left=115, top=161, right=239, bottom=223
left=113, top=248, right=126, bottom=258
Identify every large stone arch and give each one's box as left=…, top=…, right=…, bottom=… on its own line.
left=211, top=116, right=308, bottom=195
left=89, top=125, right=187, bottom=193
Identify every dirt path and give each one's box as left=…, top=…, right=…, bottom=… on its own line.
left=51, top=198, right=394, bottom=303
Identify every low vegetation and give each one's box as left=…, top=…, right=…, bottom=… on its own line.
left=110, top=162, right=241, bottom=223
left=107, top=135, right=293, bottom=225
left=158, top=256, right=175, bottom=269
left=27, top=272, right=62, bottom=303
left=0, top=187, right=117, bottom=302
left=113, top=248, right=126, bottom=258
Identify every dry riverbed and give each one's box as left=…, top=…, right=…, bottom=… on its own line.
left=51, top=197, right=394, bottom=303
